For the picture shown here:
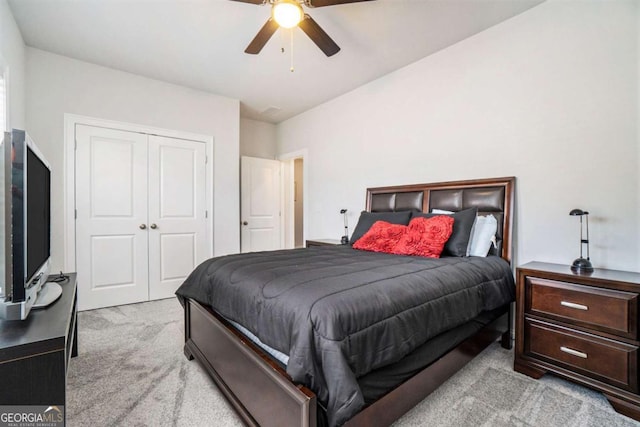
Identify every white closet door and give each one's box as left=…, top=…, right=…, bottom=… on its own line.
left=75, top=125, right=149, bottom=311
left=147, top=135, right=207, bottom=300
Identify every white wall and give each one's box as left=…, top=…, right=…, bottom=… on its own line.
left=0, top=0, right=25, bottom=129
left=278, top=0, right=639, bottom=272
left=25, top=48, right=240, bottom=272
left=240, top=118, right=277, bottom=159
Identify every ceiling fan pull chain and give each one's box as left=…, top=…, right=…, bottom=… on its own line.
left=290, top=28, right=295, bottom=72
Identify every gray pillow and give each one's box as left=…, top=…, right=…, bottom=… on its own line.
left=411, top=207, right=478, bottom=257
left=350, top=211, right=412, bottom=245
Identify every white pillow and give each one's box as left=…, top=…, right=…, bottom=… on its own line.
left=469, top=214, right=498, bottom=257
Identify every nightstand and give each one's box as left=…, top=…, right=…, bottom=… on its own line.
left=515, top=262, right=640, bottom=421
left=306, top=239, right=343, bottom=248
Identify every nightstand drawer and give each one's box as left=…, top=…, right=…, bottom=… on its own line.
left=526, top=319, right=638, bottom=392
left=527, top=277, right=638, bottom=338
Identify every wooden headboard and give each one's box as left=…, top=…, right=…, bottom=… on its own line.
left=365, top=177, right=515, bottom=263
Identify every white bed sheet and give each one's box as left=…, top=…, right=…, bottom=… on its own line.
left=226, top=318, right=290, bottom=365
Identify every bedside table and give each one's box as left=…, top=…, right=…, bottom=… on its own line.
left=306, top=239, right=343, bottom=248
left=515, top=262, right=640, bottom=421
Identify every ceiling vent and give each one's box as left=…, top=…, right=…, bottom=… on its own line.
left=261, top=106, right=282, bottom=117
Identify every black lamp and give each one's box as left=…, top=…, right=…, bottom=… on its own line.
left=340, top=209, right=349, bottom=245
left=569, top=209, right=594, bottom=273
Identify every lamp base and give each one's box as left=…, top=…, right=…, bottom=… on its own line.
left=571, top=257, right=594, bottom=273
left=341, top=235, right=349, bottom=245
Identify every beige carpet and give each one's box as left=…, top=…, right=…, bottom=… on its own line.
left=67, top=298, right=640, bottom=427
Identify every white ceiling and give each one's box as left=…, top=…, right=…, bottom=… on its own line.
left=8, top=0, right=543, bottom=123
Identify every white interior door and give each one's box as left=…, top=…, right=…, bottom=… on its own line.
left=75, top=125, right=149, bottom=311
left=241, top=156, right=282, bottom=253
left=147, top=135, right=207, bottom=299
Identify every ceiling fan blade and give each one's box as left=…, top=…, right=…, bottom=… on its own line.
left=298, top=14, right=340, bottom=57
left=304, top=0, right=374, bottom=7
left=245, top=18, right=279, bottom=54
left=229, top=0, right=266, bottom=4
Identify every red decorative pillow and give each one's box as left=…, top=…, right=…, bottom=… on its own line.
left=393, top=216, right=454, bottom=258
left=352, top=221, right=407, bottom=253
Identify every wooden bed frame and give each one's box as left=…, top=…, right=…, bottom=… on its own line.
left=182, top=176, right=516, bottom=427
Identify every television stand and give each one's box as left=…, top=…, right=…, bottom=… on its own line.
left=0, top=273, right=77, bottom=421
left=33, top=281, right=63, bottom=309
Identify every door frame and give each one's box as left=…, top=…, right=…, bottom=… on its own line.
left=63, top=113, right=214, bottom=272
left=278, top=149, right=308, bottom=249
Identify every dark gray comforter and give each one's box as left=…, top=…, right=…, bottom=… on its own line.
left=176, top=246, right=515, bottom=426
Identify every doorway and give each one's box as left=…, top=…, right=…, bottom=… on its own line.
left=279, top=150, right=307, bottom=249
left=293, top=158, right=304, bottom=248
left=239, top=154, right=305, bottom=251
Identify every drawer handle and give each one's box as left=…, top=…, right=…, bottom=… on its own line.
left=561, top=301, right=588, bottom=311
left=560, top=346, right=588, bottom=359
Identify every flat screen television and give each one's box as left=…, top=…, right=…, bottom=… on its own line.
left=0, top=129, right=56, bottom=320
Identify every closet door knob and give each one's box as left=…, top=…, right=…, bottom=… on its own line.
left=150, top=223, right=158, bottom=229
left=139, top=224, right=147, bottom=230
left=243, top=221, right=248, bottom=226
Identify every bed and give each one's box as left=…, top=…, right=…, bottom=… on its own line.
left=177, top=176, right=516, bottom=427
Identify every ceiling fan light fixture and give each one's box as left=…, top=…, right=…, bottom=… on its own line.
left=272, top=0, right=303, bottom=28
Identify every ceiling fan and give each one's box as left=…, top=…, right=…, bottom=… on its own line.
left=231, top=0, right=374, bottom=57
